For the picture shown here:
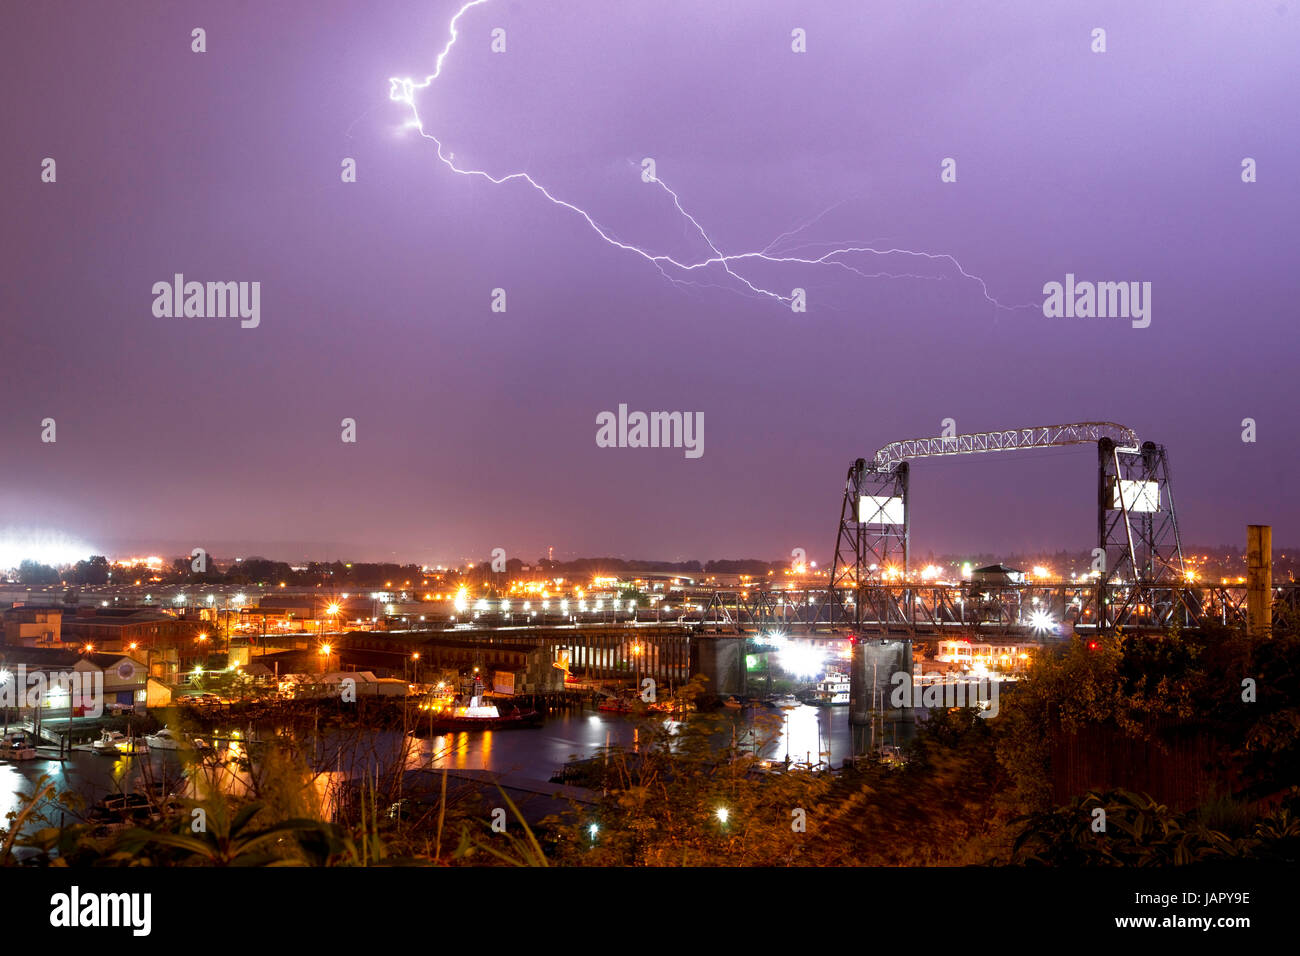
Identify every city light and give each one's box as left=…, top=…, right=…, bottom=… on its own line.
left=0, top=529, right=93, bottom=570
left=1029, top=610, right=1056, bottom=634
left=777, top=642, right=825, bottom=679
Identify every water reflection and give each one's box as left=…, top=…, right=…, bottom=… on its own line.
left=2, top=705, right=913, bottom=834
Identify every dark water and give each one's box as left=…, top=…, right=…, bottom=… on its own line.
left=1, top=704, right=913, bottom=825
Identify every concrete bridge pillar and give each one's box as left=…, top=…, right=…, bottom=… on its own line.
left=849, top=637, right=914, bottom=756
left=694, top=637, right=747, bottom=699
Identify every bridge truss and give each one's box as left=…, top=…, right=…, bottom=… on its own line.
left=698, top=582, right=1300, bottom=636
left=827, top=422, right=1184, bottom=630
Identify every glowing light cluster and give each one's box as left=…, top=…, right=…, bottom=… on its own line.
left=0, top=529, right=94, bottom=572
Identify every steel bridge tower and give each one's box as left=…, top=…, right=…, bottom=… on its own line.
left=828, top=422, right=1185, bottom=629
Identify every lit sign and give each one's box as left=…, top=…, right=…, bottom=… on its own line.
left=858, top=495, right=905, bottom=525
left=1108, top=479, right=1160, bottom=513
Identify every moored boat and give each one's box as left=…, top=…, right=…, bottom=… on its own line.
left=91, top=730, right=148, bottom=756
left=92, top=730, right=126, bottom=754
left=142, top=728, right=191, bottom=751
left=412, top=691, right=541, bottom=733
left=810, top=672, right=851, bottom=706
left=0, top=732, right=38, bottom=760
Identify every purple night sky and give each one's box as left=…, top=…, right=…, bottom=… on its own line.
left=2, top=0, right=1297, bottom=566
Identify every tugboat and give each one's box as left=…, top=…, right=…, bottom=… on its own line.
left=412, top=680, right=541, bottom=733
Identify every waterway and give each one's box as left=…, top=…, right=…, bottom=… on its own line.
left=0, top=703, right=914, bottom=828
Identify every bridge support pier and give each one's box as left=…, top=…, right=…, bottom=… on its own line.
left=849, top=638, right=914, bottom=756
left=695, top=637, right=747, bottom=699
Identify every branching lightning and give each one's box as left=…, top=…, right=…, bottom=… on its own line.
left=389, top=0, right=1028, bottom=310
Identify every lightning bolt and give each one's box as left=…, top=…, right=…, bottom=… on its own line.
left=389, top=0, right=1029, bottom=310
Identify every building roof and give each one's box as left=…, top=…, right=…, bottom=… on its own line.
left=2, top=606, right=63, bottom=619
left=65, top=607, right=176, bottom=627
left=0, top=646, right=146, bottom=672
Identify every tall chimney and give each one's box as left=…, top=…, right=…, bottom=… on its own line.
left=1246, top=525, right=1272, bottom=637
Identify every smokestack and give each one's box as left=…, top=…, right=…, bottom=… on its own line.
left=1246, top=525, right=1272, bottom=637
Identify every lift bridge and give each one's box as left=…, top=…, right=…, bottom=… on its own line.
left=701, top=422, right=1278, bottom=638
left=690, top=421, right=1296, bottom=756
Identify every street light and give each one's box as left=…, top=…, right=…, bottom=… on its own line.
left=324, top=602, right=341, bottom=641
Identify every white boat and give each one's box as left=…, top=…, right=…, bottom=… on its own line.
left=142, top=728, right=189, bottom=751
left=812, top=673, right=851, bottom=706
left=773, top=694, right=801, bottom=709
left=92, top=730, right=126, bottom=754
left=92, top=730, right=148, bottom=756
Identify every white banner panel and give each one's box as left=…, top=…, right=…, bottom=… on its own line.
left=1109, top=479, right=1160, bottom=513
left=859, top=495, right=905, bottom=525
